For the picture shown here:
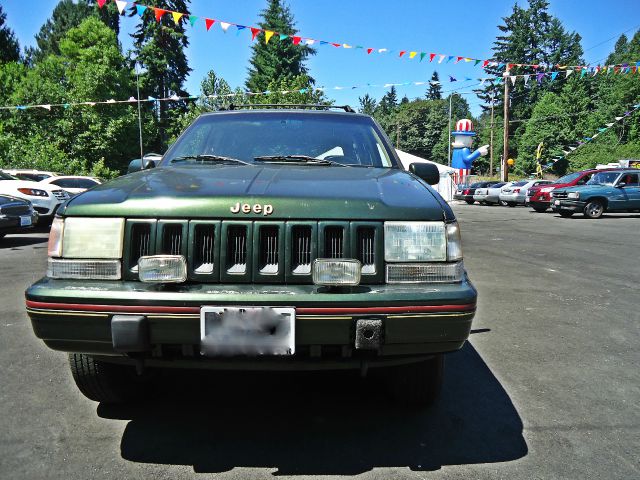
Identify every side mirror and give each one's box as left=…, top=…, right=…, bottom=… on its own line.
left=409, top=162, right=440, bottom=185
left=127, top=158, right=157, bottom=174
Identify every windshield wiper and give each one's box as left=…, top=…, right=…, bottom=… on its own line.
left=254, top=155, right=347, bottom=166
left=170, top=154, right=252, bottom=165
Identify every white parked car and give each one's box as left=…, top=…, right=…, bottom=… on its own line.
left=0, top=170, right=70, bottom=223
left=38, top=176, right=103, bottom=196
left=2, top=169, right=61, bottom=182
left=473, top=182, right=507, bottom=205
left=500, top=179, right=553, bottom=206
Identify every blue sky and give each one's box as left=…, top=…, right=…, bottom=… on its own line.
left=3, top=0, right=640, bottom=115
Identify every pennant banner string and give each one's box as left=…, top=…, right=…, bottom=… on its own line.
left=98, top=0, right=640, bottom=72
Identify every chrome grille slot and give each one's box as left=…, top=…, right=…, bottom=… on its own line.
left=51, top=189, right=68, bottom=201
left=291, top=226, right=312, bottom=275
left=324, top=226, right=344, bottom=259
left=226, top=226, right=247, bottom=274
left=129, top=223, right=151, bottom=272
left=193, top=224, right=216, bottom=274
left=161, top=224, right=183, bottom=256
left=357, top=227, right=376, bottom=275
left=258, top=226, right=279, bottom=274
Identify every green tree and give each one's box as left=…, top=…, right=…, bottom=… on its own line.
left=0, top=5, right=20, bottom=63
left=26, top=0, right=120, bottom=64
left=477, top=0, right=583, bottom=160
left=251, top=74, right=328, bottom=105
left=358, top=94, right=377, bottom=116
left=246, top=0, right=315, bottom=93
left=426, top=71, right=442, bottom=100
left=131, top=0, right=191, bottom=149
left=2, top=17, right=139, bottom=177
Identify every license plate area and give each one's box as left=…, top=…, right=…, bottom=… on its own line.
left=200, top=306, right=295, bottom=356
left=20, top=215, right=32, bottom=226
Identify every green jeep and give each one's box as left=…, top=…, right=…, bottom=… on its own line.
left=26, top=107, right=477, bottom=407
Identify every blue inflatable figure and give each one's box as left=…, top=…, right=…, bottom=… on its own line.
left=451, top=119, right=489, bottom=186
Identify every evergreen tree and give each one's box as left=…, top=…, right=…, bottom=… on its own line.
left=358, top=94, right=377, bottom=116
left=400, top=95, right=410, bottom=105
left=476, top=0, right=583, bottom=160
left=0, top=5, right=20, bottom=63
left=26, top=0, right=120, bottom=64
left=426, top=71, right=442, bottom=100
left=378, top=86, right=398, bottom=115
left=131, top=0, right=191, bottom=148
left=246, top=0, right=315, bottom=93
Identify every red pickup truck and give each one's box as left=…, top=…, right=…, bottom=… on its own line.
left=527, top=169, right=617, bottom=213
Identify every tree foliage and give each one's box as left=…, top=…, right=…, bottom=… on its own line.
left=26, top=0, right=120, bottom=64
left=246, top=0, right=315, bottom=93
left=131, top=0, right=191, bottom=148
left=0, top=5, right=20, bottom=63
left=426, top=71, right=442, bottom=100
left=0, top=18, right=140, bottom=177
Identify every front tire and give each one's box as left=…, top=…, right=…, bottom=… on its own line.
left=465, top=199, right=474, bottom=205
left=68, top=353, right=140, bottom=404
left=584, top=200, right=604, bottom=219
left=507, top=202, right=516, bottom=207
left=388, top=355, right=444, bottom=407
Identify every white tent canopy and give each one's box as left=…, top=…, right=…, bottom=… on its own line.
left=395, top=149, right=455, bottom=201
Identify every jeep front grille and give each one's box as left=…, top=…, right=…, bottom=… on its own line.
left=357, top=227, right=376, bottom=275
left=324, top=226, right=344, bottom=258
left=123, top=220, right=383, bottom=284
left=226, top=225, right=248, bottom=274
left=128, top=223, right=152, bottom=272
left=552, top=191, right=568, bottom=199
left=193, top=224, right=216, bottom=274
left=291, top=226, right=312, bottom=275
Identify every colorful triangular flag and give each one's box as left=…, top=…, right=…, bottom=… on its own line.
left=219, top=22, right=231, bottom=32
left=136, top=5, right=147, bottom=17
left=264, top=30, right=274, bottom=43
left=115, top=0, right=127, bottom=15
left=250, top=28, right=261, bottom=41
left=205, top=18, right=215, bottom=31
left=171, top=11, right=183, bottom=24
left=154, top=8, right=167, bottom=22
left=189, top=15, right=198, bottom=27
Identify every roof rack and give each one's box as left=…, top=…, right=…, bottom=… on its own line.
left=225, top=104, right=356, bottom=113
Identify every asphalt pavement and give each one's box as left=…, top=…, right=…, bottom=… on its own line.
left=0, top=205, right=638, bottom=479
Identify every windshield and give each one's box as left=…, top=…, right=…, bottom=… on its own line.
left=163, top=112, right=396, bottom=168
left=0, top=171, right=18, bottom=180
left=587, top=172, right=621, bottom=186
left=554, top=172, right=582, bottom=184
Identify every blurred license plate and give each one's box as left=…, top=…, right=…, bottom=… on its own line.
left=554, top=200, right=560, bottom=205
left=20, top=216, right=32, bottom=226
left=200, top=306, right=295, bottom=356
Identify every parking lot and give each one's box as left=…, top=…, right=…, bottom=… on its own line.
left=1, top=204, right=639, bottom=479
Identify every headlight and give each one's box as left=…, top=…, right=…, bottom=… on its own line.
left=61, top=217, right=125, bottom=258
left=446, top=222, right=463, bottom=261
left=540, top=187, right=554, bottom=193
left=567, top=192, right=580, bottom=199
left=48, top=217, right=64, bottom=257
left=384, top=222, right=446, bottom=262
left=17, top=188, right=49, bottom=197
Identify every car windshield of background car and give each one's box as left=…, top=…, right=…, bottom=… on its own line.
left=513, top=181, right=528, bottom=186
left=0, top=171, right=18, bottom=181
left=163, top=113, right=395, bottom=168
left=554, top=172, right=582, bottom=184
left=587, top=172, right=621, bottom=186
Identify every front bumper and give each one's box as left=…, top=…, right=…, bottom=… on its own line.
left=26, top=277, right=477, bottom=367
left=552, top=199, right=585, bottom=212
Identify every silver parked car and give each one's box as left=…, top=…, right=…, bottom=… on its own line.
left=473, top=182, right=507, bottom=205
left=500, top=180, right=553, bottom=206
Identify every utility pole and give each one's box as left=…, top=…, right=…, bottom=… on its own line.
left=396, top=123, right=401, bottom=149
left=502, top=69, right=510, bottom=182
left=135, top=62, right=144, bottom=162
left=447, top=94, right=453, bottom=167
left=489, top=92, right=495, bottom=177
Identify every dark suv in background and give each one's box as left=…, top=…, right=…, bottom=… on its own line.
left=454, top=181, right=502, bottom=204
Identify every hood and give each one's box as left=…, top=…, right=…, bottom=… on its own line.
left=561, top=184, right=615, bottom=194
left=61, top=164, right=453, bottom=221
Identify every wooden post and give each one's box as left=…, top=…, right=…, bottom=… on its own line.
left=502, top=70, right=510, bottom=182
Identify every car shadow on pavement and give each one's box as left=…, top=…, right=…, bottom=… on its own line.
left=99, top=343, right=527, bottom=475
left=0, top=235, right=48, bottom=249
